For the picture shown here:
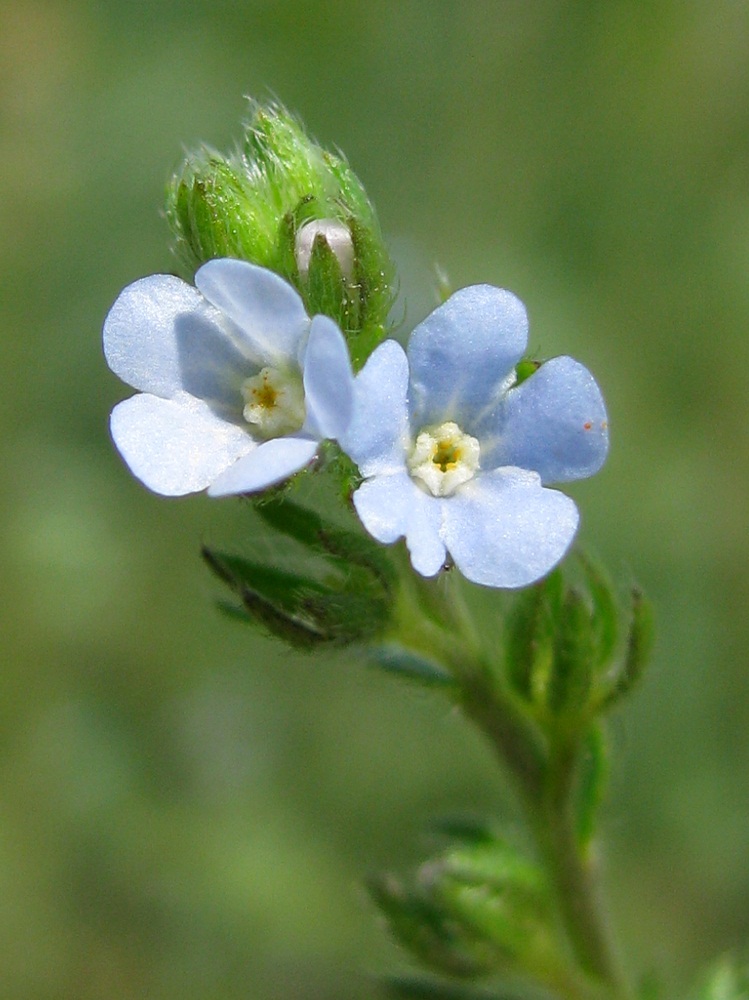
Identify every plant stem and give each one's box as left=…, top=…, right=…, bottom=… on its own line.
left=461, top=674, right=629, bottom=998
left=427, top=575, right=630, bottom=1000
left=531, top=735, right=630, bottom=999
left=391, top=567, right=630, bottom=999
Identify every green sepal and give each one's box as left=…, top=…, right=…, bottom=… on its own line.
left=546, top=587, right=595, bottom=719
left=371, top=831, right=561, bottom=985
left=167, top=152, right=273, bottom=276
left=215, top=599, right=257, bottom=626
left=368, top=644, right=456, bottom=689
left=203, top=491, right=400, bottom=648
left=503, top=570, right=562, bottom=704
left=429, top=817, right=497, bottom=846
left=513, top=359, right=541, bottom=387
left=252, top=493, right=330, bottom=548
left=368, top=874, right=495, bottom=980
left=306, top=225, right=350, bottom=323
left=599, top=587, right=654, bottom=710
left=578, top=555, right=619, bottom=670
left=275, top=208, right=300, bottom=281
left=505, top=562, right=653, bottom=724
left=382, top=977, right=513, bottom=1000
left=436, top=838, right=546, bottom=898
left=431, top=839, right=554, bottom=967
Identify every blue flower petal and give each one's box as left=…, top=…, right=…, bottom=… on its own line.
left=207, top=436, right=318, bottom=497
left=302, top=315, right=354, bottom=440
left=443, top=469, right=579, bottom=588
left=196, top=259, right=309, bottom=365
left=342, top=340, right=410, bottom=477
left=353, top=472, right=446, bottom=577
left=110, top=393, right=254, bottom=496
left=481, top=356, right=609, bottom=483
left=104, top=274, right=214, bottom=398
left=408, top=286, right=528, bottom=430
left=173, top=306, right=256, bottom=412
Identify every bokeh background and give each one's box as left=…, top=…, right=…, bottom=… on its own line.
left=2, top=1, right=749, bottom=997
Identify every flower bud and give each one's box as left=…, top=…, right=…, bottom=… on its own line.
left=295, top=219, right=354, bottom=280
left=166, top=152, right=269, bottom=275
left=165, top=101, right=395, bottom=368
left=369, top=830, right=568, bottom=985
left=504, top=560, right=653, bottom=725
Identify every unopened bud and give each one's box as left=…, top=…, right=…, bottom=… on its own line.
left=165, top=101, right=395, bottom=367
left=295, top=219, right=355, bottom=281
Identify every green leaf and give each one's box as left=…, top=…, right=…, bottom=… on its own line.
left=368, top=644, right=455, bottom=689
left=252, top=495, right=327, bottom=549
left=202, top=547, right=333, bottom=648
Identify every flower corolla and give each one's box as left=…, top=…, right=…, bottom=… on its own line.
left=103, top=259, right=354, bottom=497
left=342, top=286, right=609, bottom=588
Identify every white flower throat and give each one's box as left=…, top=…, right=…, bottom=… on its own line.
left=241, top=366, right=306, bottom=438
left=408, top=421, right=480, bottom=497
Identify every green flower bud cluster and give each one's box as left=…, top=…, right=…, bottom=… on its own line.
left=165, top=101, right=395, bottom=369
left=370, top=821, right=582, bottom=994
left=504, top=559, right=653, bottom=731
left=496, top=560, right=654, bottom=847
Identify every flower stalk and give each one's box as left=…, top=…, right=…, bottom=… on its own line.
left=531, top=734, right=630, bottom=999
left=380, top=565, right=637, bottom=1000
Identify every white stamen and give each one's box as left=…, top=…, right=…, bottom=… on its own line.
left=408, top=421, right=480, bottom=497
left=241, top=366, right=306, bottom=438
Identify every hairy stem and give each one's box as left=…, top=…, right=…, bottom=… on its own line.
left=531, top=735, right=630, bottom=998
left=437, top=576, right=629, bottom=999
left=391, top=566, right=630, bottom=998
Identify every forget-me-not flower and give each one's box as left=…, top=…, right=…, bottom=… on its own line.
left=342, top=286, right=609, bottom=588
left=104, top=259, right=354, bottom=497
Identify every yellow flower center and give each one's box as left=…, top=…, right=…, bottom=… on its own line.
left=408, top=421, right=480, bottom=497
left=241, top=366, right=306, bottom=439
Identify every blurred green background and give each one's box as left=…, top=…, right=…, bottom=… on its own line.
left=2, top=1, right=749, bottom=997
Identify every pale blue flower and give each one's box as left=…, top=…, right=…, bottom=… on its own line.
left=342, top=286, right=609, bottom=588
left=103, top=259, right=354, bottom=497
